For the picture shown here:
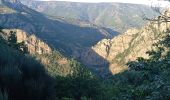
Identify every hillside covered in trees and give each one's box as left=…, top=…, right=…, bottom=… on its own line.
left=1, top=17, right=170, bottom=100
left=20, top=0, right=157, bottom=33
left=1, top=0, right=170, bottom=100
left=0, top=28, right=103, bottom=100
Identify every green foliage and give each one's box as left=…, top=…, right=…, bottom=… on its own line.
left=107, top=30, right=170, bottom=100
left=86, top=29, right=170, bottom=100
left=3, top=25, right=170, bottom=100
left=35, top=51, right=73, bottom=76
left=53, top=59, right=102, bottom=100
left=8, top=31, right=17, bottom=45
left=7, top=31, right=28, bottom=54
left=0, top=37, right=55, bottom=100
left=0, top=33, right=104, bottom=100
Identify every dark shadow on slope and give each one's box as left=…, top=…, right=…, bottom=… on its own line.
left=0, top=1, right=114, bottom=77
left=0, top=2, right=118, bottom=55
left=76, top=48, right=112, bottom=77
left=0, top=38, right=55, bottom=100
left=0, top=14, right=115, bottom=54
left=0, top=36, right=105, bottom=100
left=102, top=27, right=120, bottom=37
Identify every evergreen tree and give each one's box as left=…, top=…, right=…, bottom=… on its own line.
left=8, top=31, right=28, bottom=54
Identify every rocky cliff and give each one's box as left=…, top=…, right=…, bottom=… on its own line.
left=1, top=29, right=52, bottom=54
left=0, top=1, right=115, bottom=76
left=0, top=28, right=80, bottom=77
left=81, top=9, right=170, bottom=75
left=0, top=1, right=117, bottom=58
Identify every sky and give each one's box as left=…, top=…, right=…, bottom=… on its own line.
left=37, top=0, right=170, bottom=7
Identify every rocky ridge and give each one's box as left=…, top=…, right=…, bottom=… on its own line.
left=1, top=29, right=52, bottom=54
left=82, top=9, right=170, bottom=75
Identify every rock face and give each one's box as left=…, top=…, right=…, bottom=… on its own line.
left=0, top=1, right=117, bottom=76
left=0, top=1, right=117, bottom=58
left=1, top=29, right=52, bottom=54
left=82, top=9, right=170, bottom=75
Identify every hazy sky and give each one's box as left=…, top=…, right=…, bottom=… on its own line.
left=37, top=0, right=170, bottom=7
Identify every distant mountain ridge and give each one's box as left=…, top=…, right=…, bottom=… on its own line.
left=0, top=0, right=116, bottom=56
left=0, top=0, right=118, bottom=76
left=20, top=0, right=157, bottom=32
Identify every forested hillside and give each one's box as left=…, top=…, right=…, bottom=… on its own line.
left=20, top=0, right=157, bottom=32
left=1, top=20, right=170, bottom=100
left=1, top=27, right=170, bottom=100
left=1, top=0, right=170, bottom=99
left=0, top=28, right=105, bottom=100
left=0, top=0, right=115, bottom=57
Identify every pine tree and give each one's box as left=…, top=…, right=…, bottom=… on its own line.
left=8, top=31, right=28, bottom=54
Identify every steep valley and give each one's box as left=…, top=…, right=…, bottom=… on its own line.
left=1, top=0, right=170, bottom=99
left=0, top=0, right=117, bottom=76
left=83, top=9, right=170, bottom=75
left=0, top=0, right=116, bottom=56
left=0, top=28, right=78, bottom=77
left=0, top=0, right=166, bottom=77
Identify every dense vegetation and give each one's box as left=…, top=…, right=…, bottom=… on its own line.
left=1, top=1, right=170, bottom=100
left=0, top=32, right=55, bottom=100
left=0, top=30, right=103, bottom=100
left=104, top=29, right=170, bottom=99
left=2, top=28, right=170, bottom=100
